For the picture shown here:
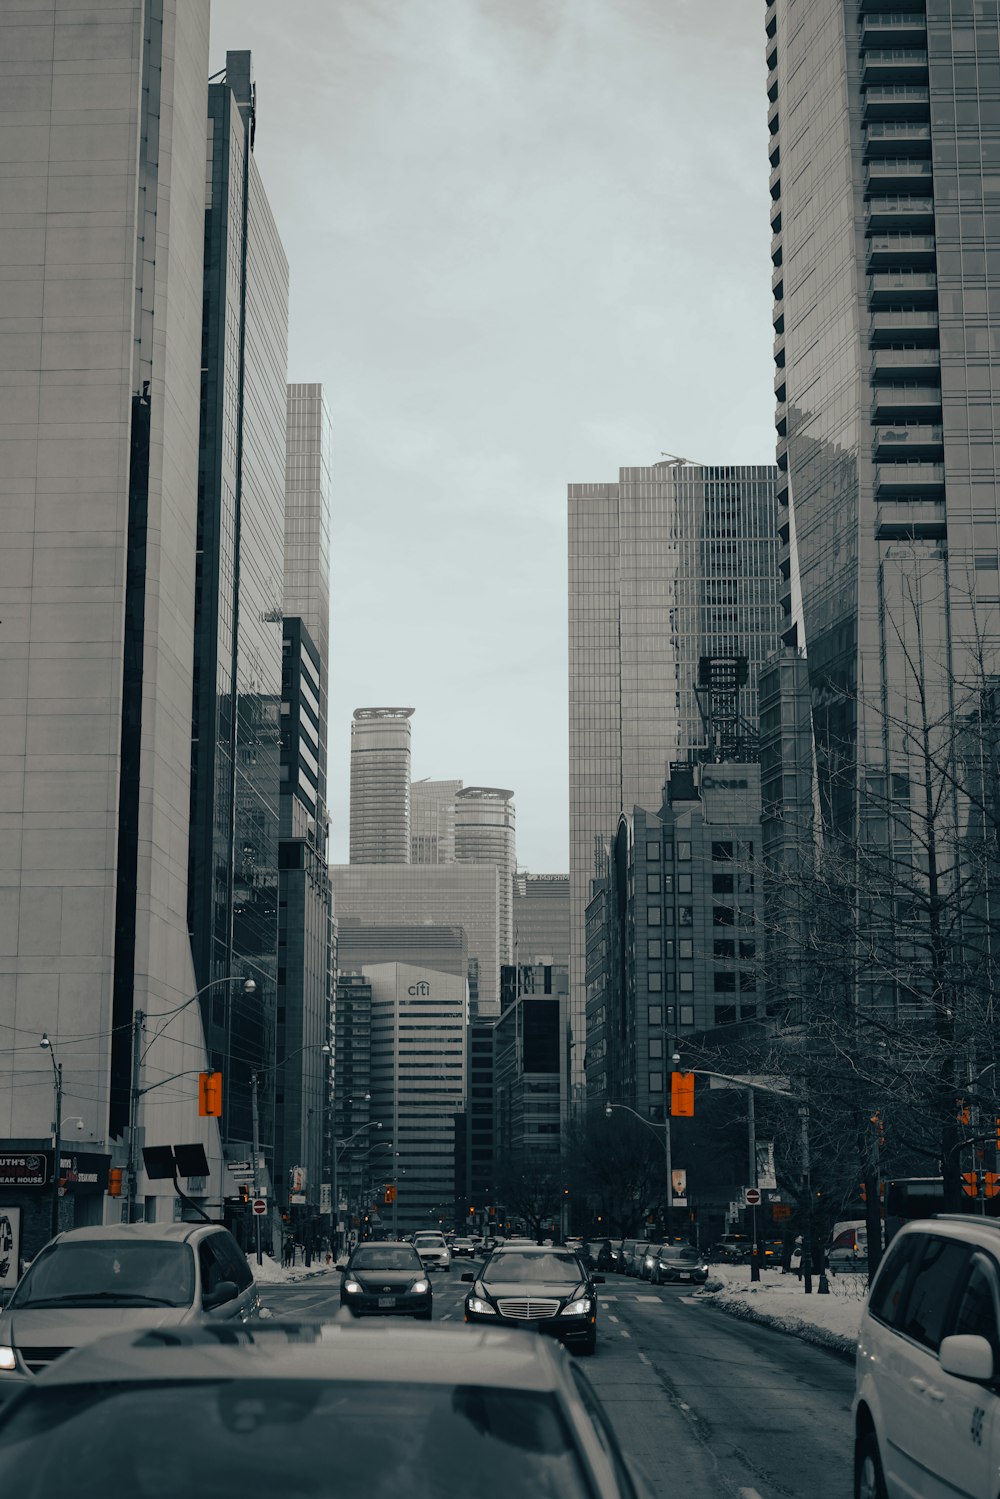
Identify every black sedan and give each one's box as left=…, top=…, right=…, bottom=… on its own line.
left=0, top=1320, right=650, bottom=1497
left=340, top=1241, right=432, bottom=1319
left=650, top=1245, right=709, bottom=1286
left=463, top=1245, right=603, bottom=1355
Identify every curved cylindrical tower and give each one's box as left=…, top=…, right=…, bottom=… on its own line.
left=454, top=787, right=516, bottom=964
left=349, top=708, right=415, bottom=863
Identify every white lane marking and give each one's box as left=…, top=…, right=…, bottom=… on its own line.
left=679, top=1296, right=700, bottom=1305
left=738, top=1489, right=764, bottom=1499
left=637, top=1351, right=651, bottom=1366
left=620, top=1329, right=631, bottom=1339
left=600, top=1295, right=618, bottom=1302
left=680, top=1402, right=691, bottom=1412
left=635, top=1295, right=660, bottom=1303
left=607, top=1314, right=619, bottom=1323
left=440, top=1313, right=452, bottom=1320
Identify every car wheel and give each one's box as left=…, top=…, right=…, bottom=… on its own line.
left=416, top=1309, right=433, bottom=1322
left=577, top=1332, right=597, bottom=1356
left=855, top=1431, right=887, bottom=1499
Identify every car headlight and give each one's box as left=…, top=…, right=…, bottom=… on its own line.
left=0, top=1345, right=17, bottom=1372
left=411, top=1279, right=430, bottom=1295
left=560, top=1298, right=592, bottom=1317
left=343, top=1280, right=363, bottom=1295
left=466, top=1297, right=496, bottom=1315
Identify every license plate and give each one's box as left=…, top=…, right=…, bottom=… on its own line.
left=378, top=1296, right=395, bottom=1307
left=679, top=1272, right=690, bottom=1279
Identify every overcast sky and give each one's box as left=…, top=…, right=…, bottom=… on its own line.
left=208, top=0, right=775, bottom=872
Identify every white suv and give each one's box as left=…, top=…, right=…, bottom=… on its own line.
left=853, top=1216, right=1000, bottom=1499
left=412, top=1232, right=451, bottom=1273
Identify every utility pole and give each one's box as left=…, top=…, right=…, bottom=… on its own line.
left=748, top=1085, right=760, bottom=1282
left=50, top=1061, right=62, bottom=1239
left=251, top=1071, right=262, bottom=1266
left=124, top=1010, right=144, bottom=1224
left=799, top=1106, right=813, bottom=1294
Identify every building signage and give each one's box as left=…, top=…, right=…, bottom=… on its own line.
left=702, top=777, right=749, bottom=791
left=0, top=1154, right=47, bottom=1188
left=407, top=982, right=430, bottom=996
left=58, top=1152, right=110, bottom=1195
left=0, top=1207, right=21, bottom=1292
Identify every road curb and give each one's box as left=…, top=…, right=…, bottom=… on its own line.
left=699, top=1292, right=858, bottom=1362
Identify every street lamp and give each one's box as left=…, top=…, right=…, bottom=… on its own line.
left=250, top=1040, right=331, bottom=1267
left=39, top=1034, right=61, bottom=1238
left=605, top=1097, right=677, bottom=1242
left=333, top=1119, right=382, bottom=1257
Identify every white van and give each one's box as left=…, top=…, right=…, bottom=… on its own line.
left=829, top=1222, right=868, bottom=1271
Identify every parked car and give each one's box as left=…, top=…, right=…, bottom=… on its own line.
left=463, top=1243, right=604, bottom=1355
left=853, top=1215, right=1000, bottom=1499
left=411, top=1231, right=451, bottom=1273
left=651, top=1246, right=709, bottom=1286
left=0, top=1222, right=259, bottom=1381
left=340, top=1241, right=432, bottom=1320
left=0, top=1320, right=652, bottom=1497
left=710, top=1234, right=751, bottom=1264
left=638, top=1243, right=664, bottom=1281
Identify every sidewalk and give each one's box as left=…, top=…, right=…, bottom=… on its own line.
left=696, top=1263, right=865, bottom=1360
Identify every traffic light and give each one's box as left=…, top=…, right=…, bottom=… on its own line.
left=985, top=1173, right=1000, bottom=1199
left=670, top=1071, right=695, bottom=1118
left=198, top=1071, right=223, bottom=1118
left=870, top=1111, right=885, bottom=1147
left=383, top=1185, right=396, bottom=1205
left=995, top=1116, right=1000, bottom=1151
left=961, top=1172, right=979, bottom=1198
left=108, top=1167, right=123, bottom=1197
left=957, top=1098, right=971, bottom=1127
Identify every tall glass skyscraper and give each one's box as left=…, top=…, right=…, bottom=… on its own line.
left=349, top=707, right=414, bottom=863
left=767, top=1, right=1000, bottom=850
left=567, top=463, right=779, bottom=1104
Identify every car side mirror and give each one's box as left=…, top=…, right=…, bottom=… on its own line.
left=203, top=1279, right=238, bottom=1311
left=461, top=1271, right=474, bottom=1282
left=593, top=1275, right=605, bottom=1284
left=939, top=1334, right=994, bottom=1382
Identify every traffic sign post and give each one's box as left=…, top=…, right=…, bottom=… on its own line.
left=252, top=1198, right=267, bottom=1216
left=744, top=1187, right=762, bottom=1206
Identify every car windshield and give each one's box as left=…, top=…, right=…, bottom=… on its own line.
left=10, top=1241, right=195, bottom=1309
left=350, top=1247, right=421, bottom=1271
left=414, top=1236, right=446, bottom=1248
left=661, top=1248, right=701, bottom=1263
left=483, top=1252, right=583, bottom=1286
left=0, top=1380, right=589, bottom=1499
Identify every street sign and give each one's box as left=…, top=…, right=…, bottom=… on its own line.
left=226, top=1161, right=252, bottom=1173
left=252, top=1198, right=268, bottom=1216
left=744, top=1187, right=762, bottom=1206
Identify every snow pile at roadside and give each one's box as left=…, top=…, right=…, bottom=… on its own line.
left=697, top=1263, right=865, bottom=1359
left=252, top=1253, right=336, bottom=1286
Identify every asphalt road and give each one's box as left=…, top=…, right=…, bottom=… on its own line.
left=263, top=1264, right=855, bottom=1499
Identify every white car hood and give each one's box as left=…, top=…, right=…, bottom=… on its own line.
left=3, top=1303, right=190, bottom=1351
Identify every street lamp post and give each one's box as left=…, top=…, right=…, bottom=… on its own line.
left=39, top=1035, right=62, bottom=1239
left=333, top=1119, right=382, bottom=1255
left=605, top=1100, right=673, bottom=1240
left=250, top=1039, right=331, bottom=1267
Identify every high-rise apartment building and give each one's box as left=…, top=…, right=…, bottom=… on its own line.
left=0, top=3, right=222, bottom=1253
left=349, top=708, right=414, bottom=863
left=766, top=3, right=1000, bottom=846
left=455, top=787, right=516, bottom=965
left=189, top=52, right=289, bottom=1167
left=513, top=874, right=570, bottom=966
left=411, top=778, right=462, bottom=863
left=567, top=463, right=780, bottom=1105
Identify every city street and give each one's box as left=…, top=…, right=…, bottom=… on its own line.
left=264, top=1267, right=855, bottom=1499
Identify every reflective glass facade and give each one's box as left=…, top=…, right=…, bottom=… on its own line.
left=190, top=54, right=288, bottom=1152
left=567, top=464, right=779, bottom=1104
left=768, top=1, right=1000, bottom=1009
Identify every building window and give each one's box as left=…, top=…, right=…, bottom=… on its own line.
left=714, top=939, right=735, bottom=959
left=740, top=1004, right=759, bottom=1020
left=679, top=1005, right=694, bottom=1026
left=712, top=873, right=734, bottom=895
left=648, top=971, right=662, bottom=992
left=678, top=873, right=692, bottom=894
left=712, top=841, right=733, bottom=861
left=678, top=907, right=693, bottom=927
left=648, top=1005, right=662, bottom=1027
left=649, top=1071, right=663, bottom=1093
left=714, top=971, right=736, bottom=993
left=647, top=906, right=661, bottom=926
left=679, top=939, right=693, bottom=959
left=678, top=841, right=692, bottom=861
left=679, top=972, right=693, bottom=992
left=739, top=941, right=756, bottom=959
left=664, top=972, right=675, bottom=991
left=714, top=1005, right=737, bottom=1026
left=663, top=842, right=673, bottom=861
left=649, top=1037, right=663, bottom=1059
left=713, top=906, right=735, bottom=926
left=647, top=873, right=661, bottom=895
left=648, top=939, right=662, bottom=959
left=646, top=841, right=661, bottom=861
left=738, top=971, right=757, bottom=992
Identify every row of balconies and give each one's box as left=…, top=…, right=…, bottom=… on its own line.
left=864, top=157, right=933, bottom=193
left=869, top=269, right=937, bottom=307
left=870, top=345, right=939, bottom=380
left=872, top=383, right=942, bottom=420
left=862, top=49, right=929, bottom=85
left=872, top=423, right=943, bottom=459
left=862, top=84, right=929, bottom=121
left=864, top=119, right=931, bottom=157
left=867, top=232, right=936, bottom=270
left=860, top=14, right=928, bottom=50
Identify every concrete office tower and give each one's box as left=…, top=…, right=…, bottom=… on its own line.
left=365, top=962, right=468, bottom=1235
left=765, top=4, right=1000, bottom=844
left=349, top=708, right=414, bottom=863
left=0, top=4, right=221, bottom=1250
left=455, top=787, right=516, bottom=965
left=189, top=52, right=289, bottom=1169
left=411, top=778, right=462, bottom=864
left=513, top=874, right=570, bottom=967
left=275, top=384, right=334, bottom=1219
left=331, top=864, right=503, bottom=1017
left=567, top=464, right=780, bottom=1106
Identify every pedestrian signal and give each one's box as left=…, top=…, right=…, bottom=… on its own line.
left=961, top=1171, right=979, bottom=1198
left=985, top=1173, right=1000, bottom=1199
left=108, top=1167, right=123, bottom=1197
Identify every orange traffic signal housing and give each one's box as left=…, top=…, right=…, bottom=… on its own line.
left=108, top=1167, right=123, bottom=1197
left=198, top=1071, right=223, bottom=1118
left=670, top=1071, right=695, bottom=1118
left=383, top=1185, right=396, bottom=1205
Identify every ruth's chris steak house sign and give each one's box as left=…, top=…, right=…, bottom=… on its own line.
left=0, top=1154, right=48, bottom=1187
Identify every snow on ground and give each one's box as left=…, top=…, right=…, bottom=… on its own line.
left=695, top=1263, right=867, bottom=1359
left=252, top=1253, right=337, bottom=1286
